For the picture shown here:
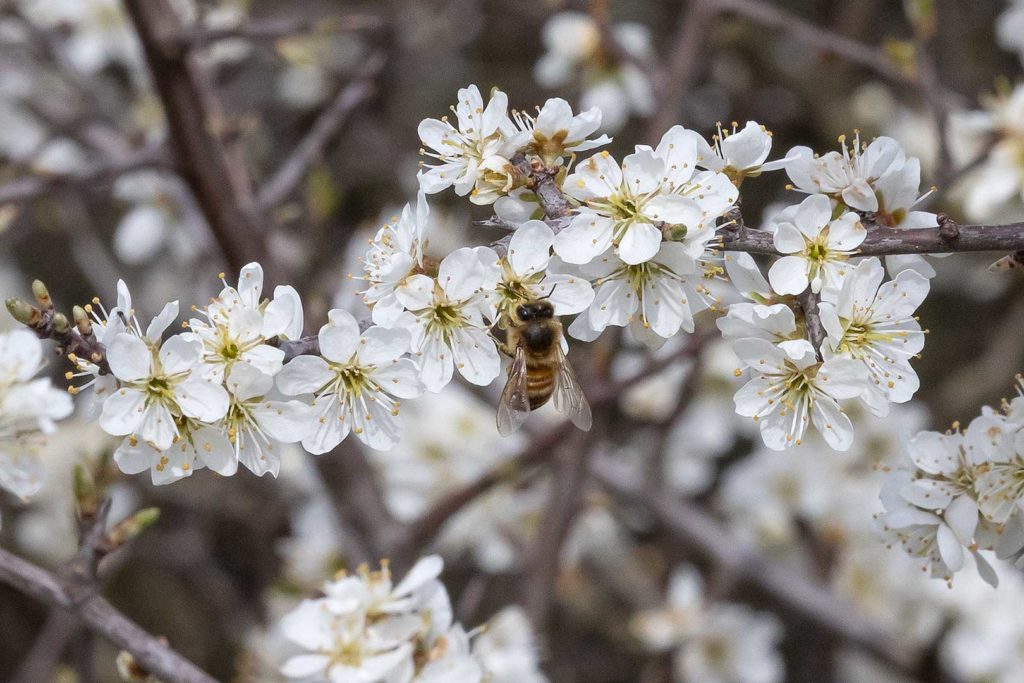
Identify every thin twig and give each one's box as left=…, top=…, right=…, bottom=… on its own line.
left=258, top=59, right=383, bottom=211
left=0, top=146, right=170, bottom=205
left=177, top=13, right=384, bottom=48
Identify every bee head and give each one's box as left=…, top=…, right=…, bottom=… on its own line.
left=516, top=300, right=554, bottom=321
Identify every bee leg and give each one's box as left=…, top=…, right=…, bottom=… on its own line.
left=488, top=330, right=516, bottom=358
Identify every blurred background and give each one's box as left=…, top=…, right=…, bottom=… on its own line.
left=2, top=0, right=1024, bottom=681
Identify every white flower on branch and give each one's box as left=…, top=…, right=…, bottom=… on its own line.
left=276, top=309, right=424, bottom=453
left=361, top=192, right=431, bottom=328
left=184, top=262, right=303, bottom=383
left=113, top=414, right=234, bottom=485
left=221, top=364, right=311, bottom=477
left=567, top=243, right=710, bottom=347
left=0, top=330, right=73, bottom=501
left=767, top=193, right=865, bottom=296
left=100, top=325, right=229, bottom=452
left=692, top=120, right=795, bottom=182
left=732, top=338, right=867, bottom=450
left=393, top=247, right=502, bottom=392
left=879, top=430, right=997, bottom=586
left=417, top=85, right=521, bottom=205
left=509, top=98, right=611, bottom=167
left=554, top=128, right=737, bottom=266
left=785, top=132, right=905, bottom=212
left=819, top=258, right=929, bottom=416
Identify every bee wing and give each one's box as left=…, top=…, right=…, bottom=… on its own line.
left=553, top=344, right=592, bottom=432
left=497, top=344, right=531, bottom=436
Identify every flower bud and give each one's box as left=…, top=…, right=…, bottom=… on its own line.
left=73, top=464, right=98, bottom=517
left=73, top=305, right=94, bottom=336
left=661, top=223, right=688, bottom=242
left=31, top=280, right=52, bottom=309
left=108, top=507, right=161, bottom=547
left=5, top=298, right=38, bottom=325
left=51, top=312, right=71, bottom=335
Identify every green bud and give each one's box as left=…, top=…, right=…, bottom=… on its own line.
left=109, top=507, right=161, bottom=546
left=72, top=464, right=97, bottom=514
left=51, top=312, right=71, bottom=335
left=72, top=305, right=93, bottom=335
left=662, top=223, right=688, bottom=242
left=6, top=298, right=37, bottom=325
left=31, top=280, right=52, bottom=309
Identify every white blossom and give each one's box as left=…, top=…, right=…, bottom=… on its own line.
left=276, top=309, right=424, bottom=453
left=554, top=127, right=737, bottom=265
left=785, top=133, right=905, bottom=212
left=732, top=338, right=867, bottom=450
left=393, top=247, right=502, bottom=392
left=417, top=85, right=521, bottom=205
left=567, top=243, right=709, bottom=347
left=767, top=193, right=865, bottom=295
left=490, top=220, right=594, bottom=325
left=819, top=257, right=929, bottom=415
left=693, top=120, right=794, bottom=181
left=509, top=98, right=611, bottom=166
left=184, top=262, right=302, bottom=384
left=361, top=192, right=431, bottom=328
left=100, top=324, right=229, bottom=452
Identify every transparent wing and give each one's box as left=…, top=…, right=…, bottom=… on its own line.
left=552, top=344, right=592, bottom=432
left=497, top=345, right=531, bottom=436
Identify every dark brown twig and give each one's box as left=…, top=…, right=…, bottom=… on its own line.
left=177, top=13, right=384, bottom=48
left=124, top=0, right=284, bottom=283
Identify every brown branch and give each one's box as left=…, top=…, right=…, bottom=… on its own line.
left=123, top=0, right=285, bottom=283
left=257, top=60, right=382, bottom=211
left=0, top=146, right=170, bottom=205
left=177, top=13, right=384, bottom=48
left=0, top=547, right=217, bottom=683
left=591, top=457, right=917, bottom=674
left=716, top=220, right=1024, bottom=256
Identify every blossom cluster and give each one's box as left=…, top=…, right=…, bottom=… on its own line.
left=278, top=555, right=546, bottom=683
left=878, top=376, right=1024, bottom=587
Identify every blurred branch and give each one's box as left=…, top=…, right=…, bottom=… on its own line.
left=11, top=610, right=80, bottom=683
left=123, top=0, right=285, bottom=283
left=0, top=547, right=217, bottom=683
left=647, top=0, right=717, bottom=138
left=523, top=430, right=593, bottom=629
left=591, top=456, right=918, bottom=675
left=388, top=331, right=713, bottom=565
left=0, top=145, right=171, bottom=205
left=177, top=13, right=385, bottom=48
left=257, top=58, right=383, bottom=211
left=0, top=496, right=211, bottom=683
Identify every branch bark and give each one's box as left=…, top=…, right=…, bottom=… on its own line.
left=0, top=547, right=218, bottom=683
left=123, top=0, right=284, bottom=283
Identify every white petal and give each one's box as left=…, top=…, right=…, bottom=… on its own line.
left=107, top=334, right=152, bottom=382
left=767, top=256, right=810, bottom=295
left=176, top=377, right=229, bottom=422
left=617, top=222, right=662, bottom=265
left=371, top=358, right=424, bottom=399
left=451, top=327, right=500, bottom=386
left=937, top=524, right=965, bottom=572
left=318, top=309, right=360, bottom=363
left=264, top=285, right=304, bottom=339
left=276, top=356, right=332, bottom=396
left=99, top=388, right=146, bottom=436
left=357, top=326, right=410, bottom=366
left=507, top=220, right=554, bottom=276
left=145, top=300, right=180, bottom=342
left=158, top=334, right=202, bottom=376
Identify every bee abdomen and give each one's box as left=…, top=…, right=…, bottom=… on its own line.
left=526, top=369, right=554, bottom=409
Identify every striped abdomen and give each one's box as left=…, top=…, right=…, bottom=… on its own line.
left=525, top=362, right=555, bottom=409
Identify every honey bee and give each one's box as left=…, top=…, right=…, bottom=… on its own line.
left=496, top=299, right=592, bottom=436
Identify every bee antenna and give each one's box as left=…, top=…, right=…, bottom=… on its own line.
left=541, top=284, right=558, bottom=300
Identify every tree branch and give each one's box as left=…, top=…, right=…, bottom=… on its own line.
left=717, top=220, right=1024, bottom=256
left=123, top=0, right=285, bottom=283
left=176, top=13, right=384, bottom=48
